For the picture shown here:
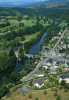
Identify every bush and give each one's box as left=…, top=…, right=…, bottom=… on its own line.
left=54, top=89, right=58, bottom=97
left=61, top=80, right=69, bottom=90
left=43, top=90, right=47, bottom=95
left=0, top=86, right=9, bottom=99
left=28, top=93, right=32, bottom=98
left=56, top=95, right=61, bottom=100
left=61, top=80, right=66, bottom=86
left=64, top=89, right=68, bottom=92
left=35, top=97, right=39, bottom=100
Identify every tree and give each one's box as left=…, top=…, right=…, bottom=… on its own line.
left=5, top=49, right=17, bottom=76
left=61, top=80, right=66, bottom=87
left=35, top=97, right=39, bottom=100
left=56, top=95, right=61, bottom=100
left=10, top=72, right=20, bottom=84
left=29, top=79, right=33, bottom=86
left=18, top=47, right=25, bottom=62
left=28, top=93, right=32, bottom=99
left=61, top=80, right=69, bottom=90
left=0, top=52, right=8, bottom=77
left=43, top=90, right=47, bottom=95
left=54, top=88, right=58, bottom=97
left=0, top=85, right=9, bottom=99
left=17, top=16, right=23, bottom=22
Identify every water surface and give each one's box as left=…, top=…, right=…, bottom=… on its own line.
left=29, top=32, right=48, bottom=55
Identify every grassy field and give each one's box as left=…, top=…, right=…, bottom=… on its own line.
left=2, top=89, right=69, bottom=100
left=24, top=32, right=42, bottom=42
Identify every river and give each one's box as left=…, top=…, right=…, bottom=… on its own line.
left=16, top=32, right=48, bottom=71
left=29, top=32, right=48, bottom=55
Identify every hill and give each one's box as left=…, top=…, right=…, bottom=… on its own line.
left=0, top=6, right=69, bottom=17
left=0, top=0, right=69, bottom=8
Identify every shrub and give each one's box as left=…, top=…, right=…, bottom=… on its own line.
left=56, top=95, right=61, bottom=100
left=54, top=90, right=58, bottom=97
left=35, top=97, right=39, bottom=100
left=43, top=90, right=47, bottom=95
left=0, top=86, right=9, bottom=99
left=28, top=93, right=32, bottom=98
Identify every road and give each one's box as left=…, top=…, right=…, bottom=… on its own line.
left=53, top=29, right=68, bottom=50
left=21, top=57, right=49, bottom=82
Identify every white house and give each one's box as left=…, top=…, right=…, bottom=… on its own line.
left=34, top=83, right=44, bottom=88
left=59, top=77, right=69, bottom=84
left=36, top=74, right=44, bottom=77
left=59, top=73, right=69, bottom=84
left=42, top=65, right=48, bottom=70
left=46, top=62, right=51, bottom=66
left=33, top=77, right=47, bottom=88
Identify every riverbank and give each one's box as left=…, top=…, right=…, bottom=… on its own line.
left=23, top=31, right=45, bottom=53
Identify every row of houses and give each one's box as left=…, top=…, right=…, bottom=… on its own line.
left=33, top=57, right=69, bottom=88
left=33, top=73, right=69, bottom=89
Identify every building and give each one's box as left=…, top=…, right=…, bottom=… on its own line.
left=59, top=73, right=69, bottom=84
left=42, top=65, right=48, bottom=70
left=50, top=65, right=58, bottom=74
left=33, top=77, right=47, bottom=88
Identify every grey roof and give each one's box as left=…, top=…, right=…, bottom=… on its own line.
left=18, top=86, right=31, bottom=95
left=33, top=77, right=47, bottom=85
left=61, top=73, right=69, bottom=79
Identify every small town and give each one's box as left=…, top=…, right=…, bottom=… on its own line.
left=0, top=0, right=69, bottom=100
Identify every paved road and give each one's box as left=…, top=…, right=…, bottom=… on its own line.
left=53, top=29, right=68, bottom=50
left=21, top=58, right=44, bottom=81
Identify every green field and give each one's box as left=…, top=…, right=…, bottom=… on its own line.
left=2, top=89, right=69, bottom=100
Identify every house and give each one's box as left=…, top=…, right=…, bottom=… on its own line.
left=64, top=62, right=69, bottom=72
left=42, top=65, right=48, bottom=70
left=59, top=32, right=62, bottom=35
left=33, top=77, right=47, bottom=88
left=36, top=74, right=44, bottom=77
left=59, top=77, right=69, bottom=84
left=59, top=73, right=69, bottom=84
left=50, top=65, right=58, bottom=74
left=46, top=62, right=51, bottom=66
left=34, top=83, right=44, bottom=88
left=64, top=68, right=69, bottom=72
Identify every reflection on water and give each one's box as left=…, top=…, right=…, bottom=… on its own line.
left=29, top=32, right=48, bottom=55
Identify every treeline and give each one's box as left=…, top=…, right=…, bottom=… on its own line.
left=0, top=49, right=18, bottom=98
left=0, top=7, right=69, bottom=16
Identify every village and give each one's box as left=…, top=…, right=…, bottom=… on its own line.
left=18, top=29, right=69, bottom=95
